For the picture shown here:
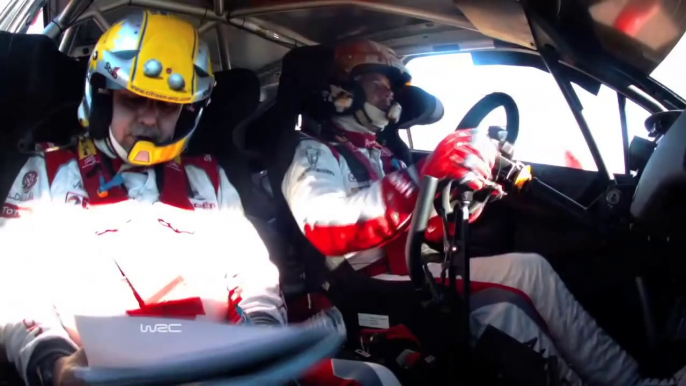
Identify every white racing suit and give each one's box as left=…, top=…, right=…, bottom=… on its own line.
left=0, top=138, right=287, bottom=384
left=282, top=115, right=644, bottom=386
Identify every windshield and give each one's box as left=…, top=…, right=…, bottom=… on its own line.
left=650, top=33, right=686, bottom=99
left=404, top=53, right=651, bottom=174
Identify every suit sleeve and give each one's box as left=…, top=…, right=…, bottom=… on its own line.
left=218, top=168, right=286, bottom=326
left=282, top=139, right=420, bottom=257
left=0, top=156, right=78, bottom=383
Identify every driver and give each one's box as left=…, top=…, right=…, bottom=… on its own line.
left=282, top=40, right=686, bottom=386
left=0, top=12, right=287, bottom=385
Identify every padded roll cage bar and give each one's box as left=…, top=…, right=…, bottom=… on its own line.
left=42, top=0, right=476, bottom=71
left=43, top=0, right=680, bottom=115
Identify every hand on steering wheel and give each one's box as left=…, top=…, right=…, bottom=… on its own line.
left=407, top=93, right=522, bottom=292
left=421, top=129, right=499, bottom=191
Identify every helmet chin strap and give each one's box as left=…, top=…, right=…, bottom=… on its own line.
left=109, top=129, right=133, bottom=163
left=93, top=128, right=127, bottom=161
left=94, top=128, right=140, bottom=165
left=353, top=101, right=402, bottom=133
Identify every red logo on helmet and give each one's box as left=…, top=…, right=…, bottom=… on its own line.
left=105, top=62, right=120, bottom=80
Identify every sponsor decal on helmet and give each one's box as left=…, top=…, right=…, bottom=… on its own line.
left=22, top=171, right=38, bottom=192
left=104, top=62, right=120, bottom=80
left=130, top=85, right=192, bottom=103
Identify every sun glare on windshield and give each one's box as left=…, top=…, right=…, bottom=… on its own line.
left=406, top=53, right=652, bottom=174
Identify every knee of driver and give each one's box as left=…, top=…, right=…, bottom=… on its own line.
left=515, top=253, right=553, bottom=276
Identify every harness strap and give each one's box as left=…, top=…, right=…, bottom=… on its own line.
left=324, top=122, right=402, bottom=183
left=43, top=143, right=78, bottom=186
left=41, top=138, right=221, bottom=208
left=157, top=157, right=194, bottom=210
left=77, top=138, right=129, bottom=206
left=183, top=154, right=220, bottom=198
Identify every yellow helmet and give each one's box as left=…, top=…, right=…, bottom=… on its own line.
left=77, top=10, right=214, bottom=165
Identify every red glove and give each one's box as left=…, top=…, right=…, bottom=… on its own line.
left=420, top=129, right=498, bottom=190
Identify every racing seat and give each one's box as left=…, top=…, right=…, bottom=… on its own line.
left=0, top=32, right=286, bottom=384
left=187, top=68, right=302, bottom=296
left=235, top=45, right=458, bottom=384
left=0, top=29, right=267, bottom=220
left=0, top=32, right=86, bottom=203
left=0, top=30, right=286, bottom=288
left=245, top=45, right=565, bottom=385
left=243, top=44, right=447, bottom=296
left=185, top=68, right=271, bottom=221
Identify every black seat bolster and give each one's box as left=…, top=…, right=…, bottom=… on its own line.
left=187, top=69, right=260, bottom=158
left=0, top=32, right=85, bottom=205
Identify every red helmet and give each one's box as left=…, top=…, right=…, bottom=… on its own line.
left=333, top=40, right=411, bottom=88
left=320, top=41, right=409, bottom=131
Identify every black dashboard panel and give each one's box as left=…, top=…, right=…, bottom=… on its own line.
left=631, top=111, right=686, bottom=230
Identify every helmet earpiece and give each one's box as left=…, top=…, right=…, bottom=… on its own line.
left=325, top=79, right=402, bottom=131
left=387, top=101, right=402, bottom=123
left=324, top=84, right=354, bottom=113
left=318, top=41, right=412, bottom=131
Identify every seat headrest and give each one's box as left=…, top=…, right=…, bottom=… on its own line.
left=188, top=69, right=260, bottom=157
left=0, top=32, right=86, bottom=146
left=395, top=86, right=444, bottom=129
left=285, top=47, right=443, bottom=130
left=239, top=45, right=335, bottom=158
left=277, top=45, right=335, bottom=110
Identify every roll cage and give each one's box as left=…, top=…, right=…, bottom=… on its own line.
left=3, top=0, right=686, bottom=382
left=2, top=0, right=683, bottom=171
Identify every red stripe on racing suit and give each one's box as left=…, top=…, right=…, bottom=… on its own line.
left=283, top=134, right=419, bottom=260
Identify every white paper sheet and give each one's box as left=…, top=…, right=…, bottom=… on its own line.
left=73, top=315, right=344, bottom=385
left=75, top=315, right=309, bottom=368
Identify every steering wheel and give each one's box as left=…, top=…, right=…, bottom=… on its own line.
left=456, top=92, right=519, bottom=144
left=405, top=92, right=521, bottom=290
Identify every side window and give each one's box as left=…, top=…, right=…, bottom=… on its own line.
left=26, top=8, right=44, bottom=34
left=1, top=1, right=43, bottom=34
left=404, top=53, right=651, bottom=174
left=625, top=98, right=652, bottom=142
